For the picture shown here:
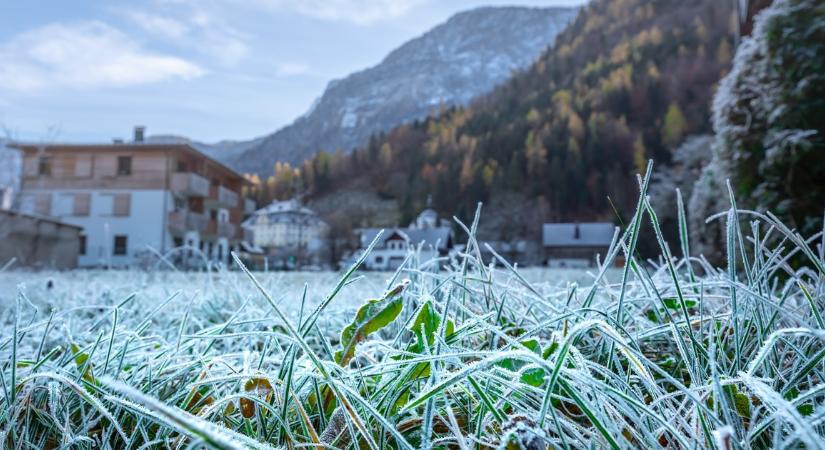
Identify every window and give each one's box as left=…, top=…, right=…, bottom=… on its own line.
left=79, top=235, right=86, bottom=255
left=113, top=193, right=131, bottom=216
left=38, top=156, right=52, bottom=176
left=176, top=160, right=187, bottom=172
left=375, top=256, right=384, bottom=264
left=117, top=156, right=132, bottom=176
left=113, top=235, right=128, bottom=255
left=63, top=156, right=76, bottom=177
left=73, top=193, right=91, bottom=216
left=173, top=237, right=183, bottom=248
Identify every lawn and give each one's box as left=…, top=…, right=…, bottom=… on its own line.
left=1, top=201, right=823, bottom=449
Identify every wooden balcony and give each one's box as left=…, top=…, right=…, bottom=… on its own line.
left=171, top=172, right=209, bottom=197
left=208, top=185, right=239, bottom=208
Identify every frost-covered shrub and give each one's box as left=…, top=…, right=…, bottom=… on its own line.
left=711, top=0, right=825, bottom=236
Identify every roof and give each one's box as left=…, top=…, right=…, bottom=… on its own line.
left=242, top=199, right=326, bottom=227
left=10, top=141, right=248, bottom=183
left=0, top=208, right=83, bottom=230
left=360, top=227, right=452, bottom=251
left=542, top=222, right=615, bottom=248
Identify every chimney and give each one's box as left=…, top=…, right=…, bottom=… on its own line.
left=134, top=126, right=145, bottom=143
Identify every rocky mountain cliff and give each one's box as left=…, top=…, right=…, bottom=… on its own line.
left=222, top=6, right=577, bottom=174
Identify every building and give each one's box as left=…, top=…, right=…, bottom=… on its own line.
left=356, top=208, right=453, bottom=271
left=242, top=199, right=329, bottom=268
left=542, top=222, right=616, bottom=268
left=0, top=140, right=22, bottom=210
left=13, top=127, right=255, bottom=268
left=0, top=209, right=82, bottom=269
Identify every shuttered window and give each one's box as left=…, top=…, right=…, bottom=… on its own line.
left=75, top=155, right=93, bottom=177
left=73, top=193, right=91, bottom=216
left=62, top=155, right=76, bottom=178
left=35, top=193, right=52, bottom=216
left=113, top=193, right=131, bottom=217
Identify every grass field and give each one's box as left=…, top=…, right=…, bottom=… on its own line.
left=1, top=194, right=824, bottom=448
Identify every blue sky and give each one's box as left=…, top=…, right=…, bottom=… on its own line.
left=0, top=0, right=585, bottom=143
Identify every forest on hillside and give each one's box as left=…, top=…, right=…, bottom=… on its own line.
left=247, top=0, right=736, bottom=245
left=247, top=0, right=823, bottom=265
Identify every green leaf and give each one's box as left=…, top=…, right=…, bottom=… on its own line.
left=408, top=299, right=441, bottom=346
left=500, top=338, right=543, bottom=371
left=542, top=341, right=559, bottom=359
left=520, top=367, right=545, bottom=387
left=71, top=343, right=95, bottom=383
left=663, top=297, right=697, bottom=310
left=797, top=404, right=814, bottom=416
left=335, top=280, right=408, bottom=366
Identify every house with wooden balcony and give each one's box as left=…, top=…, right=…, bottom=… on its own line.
left=13, top=127, right=254, bottom=268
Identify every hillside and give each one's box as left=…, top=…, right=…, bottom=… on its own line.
left=256, top=0, right=736, bottom=242
left=224, top=6, right=578, bottom=174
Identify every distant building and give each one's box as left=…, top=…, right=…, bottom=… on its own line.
left=0, top=209, right=82, bottom=269
left=542, top=222, right=616, bottom=268
left=242, top=199, right=329, bottom=268
left=0, top=141, right=22, bottom=210
left=13, top=127, right=255, bottom=268
left=357, top=208, right=453, bottom=271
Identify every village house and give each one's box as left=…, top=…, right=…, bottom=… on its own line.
left=356, top=207, right=453, bottom=271
left=0, top=209, right=82, bottom=269
left=242, top=199, right=329, bottom=268
left=542, top=222, right=616, bottom=268
left=13, top=127, right=255, bottom=268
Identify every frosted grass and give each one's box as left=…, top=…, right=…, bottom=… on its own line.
left=0, top=178, right=823, bottom=448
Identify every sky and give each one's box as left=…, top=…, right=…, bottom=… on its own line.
left=0, top=0, right=586, bottom=143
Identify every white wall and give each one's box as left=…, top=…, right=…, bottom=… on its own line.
left=0, top=142, right=21, bottom=209
left=366, top=247, right=438, bottom=270
left=21, top=189, right=171, bottom=267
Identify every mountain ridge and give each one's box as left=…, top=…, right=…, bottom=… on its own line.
left=217, top=6, right=578, bottom=174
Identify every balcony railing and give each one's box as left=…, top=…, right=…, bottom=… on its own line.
left=171, top=172, right=209, bottom=197
left=208, top=185, right=240, bottom=208
left=219, top=186, right=239, bottom=208
left=168, top=211, right=208, bottom=233
left=244, top=197, right=256, bottom=214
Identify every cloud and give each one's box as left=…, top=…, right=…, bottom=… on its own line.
left=188, top=0, right=423, bottom=25
left=275, top=62, right=310, bottom=76
left=288, top=0, right=423, bottom=24
left=0, top=21, right=204, bottom=93
left=123, top=11, right=190, bottom=39
left=122, top=7, right=249, bottom=67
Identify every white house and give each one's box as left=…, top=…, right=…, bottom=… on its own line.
left=242, top=199, right=329, bottom=268
left=356, top=208, right=453, bottom=270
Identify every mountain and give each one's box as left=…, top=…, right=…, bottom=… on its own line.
left=145, top=134, right=263, bottom=163
left=225, top=6, right=578, bottom=174
left=254, top=0, right=736, bottom=253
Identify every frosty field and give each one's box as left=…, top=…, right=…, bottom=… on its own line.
left=1, top=198, right=825, bottom=449
left=0, top=267, right=610, bottom=337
